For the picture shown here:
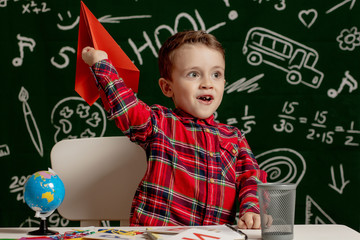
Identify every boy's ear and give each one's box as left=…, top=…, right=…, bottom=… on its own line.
left=158, top=78, right=173, bottom=98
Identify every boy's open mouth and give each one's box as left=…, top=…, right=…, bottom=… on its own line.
left=197, top=95, right=213, bottom=103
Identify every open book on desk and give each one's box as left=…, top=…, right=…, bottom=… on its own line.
left=146, top=224, right=246, bottom=240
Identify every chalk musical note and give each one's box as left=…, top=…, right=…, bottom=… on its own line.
left=18, top=87, right=44, bottom=157
left=12, top=34, right=36, bottom=67
left=327, top=71, right=358, bottom=98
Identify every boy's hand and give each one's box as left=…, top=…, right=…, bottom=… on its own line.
left=81, top=46, right=108, bottom=66
left=237, top=212, right=261, bottom=229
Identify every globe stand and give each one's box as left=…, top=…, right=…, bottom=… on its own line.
left=28, top=210, right=58, bottom=236
left=28, top=219, right=58, bottom=235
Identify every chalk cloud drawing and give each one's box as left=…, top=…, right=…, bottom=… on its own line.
left=18, top=87, right=43, bottom=157
left=242, top=27, right=324, bottom=89
left=327, top=70, right=358, bottom=98
left=12, top=34, right=36, bottom=67
left=298, top=9, right=317, bottom=28
left=255, top=148, right=306, bottom=185
left=336, top=26, right=360, bottom=51
left=328, top=164, right=350, bottom=194
left=51, top=97, right=107, bottom=143
left=305, top=195, right=336, bottom=224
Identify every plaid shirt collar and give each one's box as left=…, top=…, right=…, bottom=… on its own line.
left=173, top=108, right=218, bottom=127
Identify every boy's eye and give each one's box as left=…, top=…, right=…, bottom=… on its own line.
left=187, top=72, right=199, bottom=78
left=212, top=72, right=222, bottom=79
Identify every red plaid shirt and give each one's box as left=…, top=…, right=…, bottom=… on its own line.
left=91, top=60, right=267, bottom=226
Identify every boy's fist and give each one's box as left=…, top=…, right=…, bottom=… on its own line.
left=82, top=47, right=108, bottom=66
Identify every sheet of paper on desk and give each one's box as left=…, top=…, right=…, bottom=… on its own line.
left=146, top=225, right=245, bottom=240
left=166, top=228, right=244, bottom=239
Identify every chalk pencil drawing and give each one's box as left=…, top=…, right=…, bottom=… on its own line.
left=12, top=34, right=36, bottom=67
left=326, top=0, right=356, bottom=14
left=328, top=71, right=358, bottom=98
left=328, top=164, right=350, bottom=194
left=242, top=27, right=324, bottom=89
left=256, top=148, right=306, bottom=185
left=18, top=87, right=44, bottom=157
left=336, top=27, right=360, bottom=51
left=305, top=195, right=336, bottom=224
left=298, top=9, right=318, bottom=28
left=51, top=97, right=107, bottom=143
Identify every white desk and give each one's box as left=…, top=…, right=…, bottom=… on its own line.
left=0, top=225, right=359, bottom=240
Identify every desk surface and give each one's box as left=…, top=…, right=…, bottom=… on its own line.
left=0, top=225, right=359, bottom=240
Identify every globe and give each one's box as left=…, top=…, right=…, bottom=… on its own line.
left=24, top=169, right=65, bottom=214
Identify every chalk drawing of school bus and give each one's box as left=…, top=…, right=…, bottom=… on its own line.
left=242, top=27, right=324, bottom=88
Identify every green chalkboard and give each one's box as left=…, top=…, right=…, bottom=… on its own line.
left=1, top=0, right=359, bottom=231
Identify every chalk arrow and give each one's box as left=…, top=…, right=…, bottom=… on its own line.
left=98, top=14, right=152, bottom=23
left=326, top=0, right=356, bottom=14
left=328, top=164, right=350, bottom=194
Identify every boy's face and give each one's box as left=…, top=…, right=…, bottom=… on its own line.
left=160, top=43, right=225, bottom=119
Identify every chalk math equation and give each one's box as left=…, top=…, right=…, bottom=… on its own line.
left=273, top=101, right=360, bottom=146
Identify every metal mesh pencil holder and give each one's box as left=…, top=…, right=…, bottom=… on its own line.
left=258, top=183, right=297, bottom=240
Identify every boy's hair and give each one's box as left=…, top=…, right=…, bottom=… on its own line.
left=158, top=30, right=225, bottom=81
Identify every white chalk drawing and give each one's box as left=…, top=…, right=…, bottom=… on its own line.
left=51, top=97, right=107, bottom=143
left=22, top=1, right=50, bottom=15
left=222, top=0, right=238, bottom=21
left=243, top=27, right=324, bottom=89
left=225, top=73, right=263, bottom=94
left=273, top=101, right=299, bottom=133
left=328, top=71, right=358, bottom=98
left=253, top=0, right=286, bottom=11
left=20, top=213, right=69, bottom=227
left=9, top=175, right=29, bottom=202
left=328, top=164, right=350, bottom=194
left=326, top=0, right=356, bottom=14
left=274, top=0, right=286, bottom=11
left=57, top=11, right=80, bottom=30
left=98, top=14, right=152, bottom=23
left=0, top=144, right=10, bottom=157
left=298, top=9, right=318, bottom=28
left=50, top=46, right=76, bottom=69
left=12, top=34, right=36, bottom=67
left=18, top=87, right=44, bottom=157
left=305, top=195, right=336, bottom=224
left=336, top=27, right=360, bottom=51
left=256, top=148, right=306, bottom=185
left=128, top=9, right=227, bottom=65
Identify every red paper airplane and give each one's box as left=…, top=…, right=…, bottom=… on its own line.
left=75, top=1, right=140, bottom=106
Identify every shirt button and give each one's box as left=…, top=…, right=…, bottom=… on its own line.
left=205, top=128, right=210, bottom=133
left=209, top=152, right=214, bottom=157
left=209, top=178, right=215, bottom=183
left=232, top=149, right=237, bottom=154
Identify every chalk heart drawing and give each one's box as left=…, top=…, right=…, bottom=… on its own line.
left=255, top=148, right=306, bottom=185
left=51, top=97, right=107, bottom=143
left=298, top=9, right=318, bottom=28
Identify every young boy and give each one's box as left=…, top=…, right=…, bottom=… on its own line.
left=82, top=30, right=267, bottom=228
